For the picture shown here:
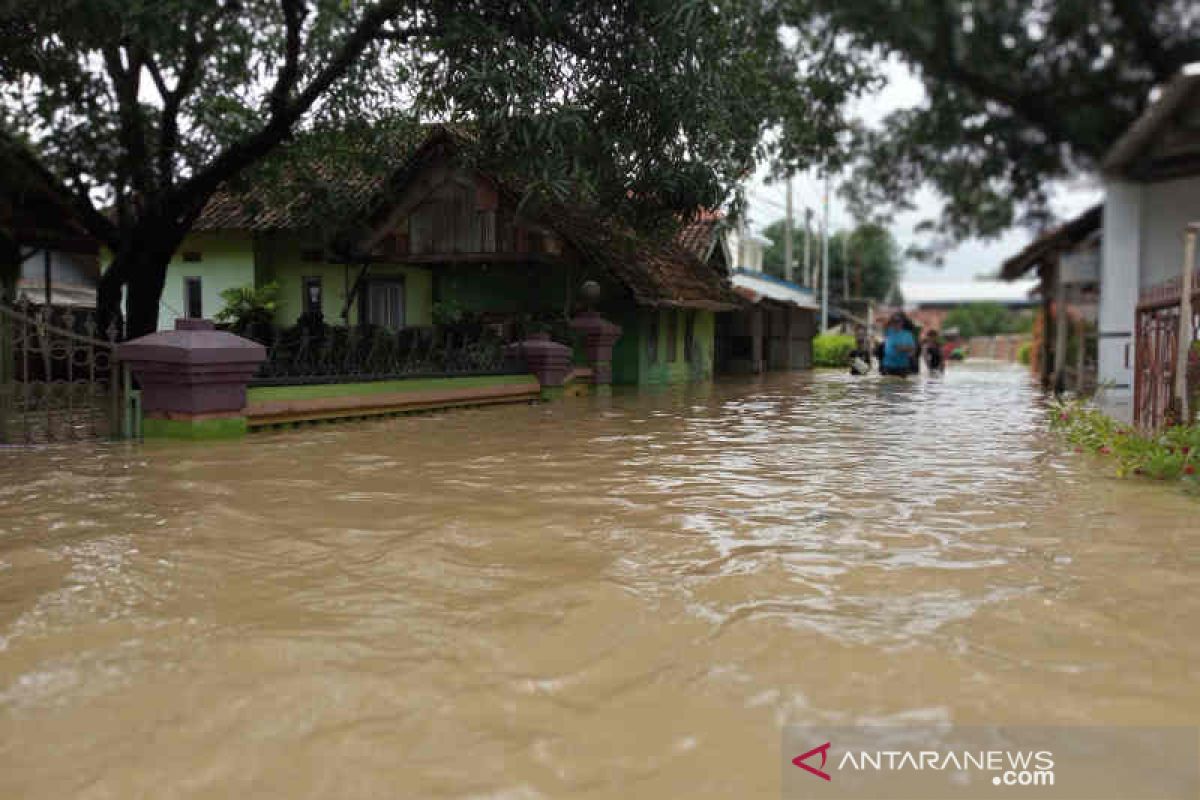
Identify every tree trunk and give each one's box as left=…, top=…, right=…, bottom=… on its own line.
left=99, top=222, right=189, bottom=340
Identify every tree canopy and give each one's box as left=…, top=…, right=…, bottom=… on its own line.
left=787, top=0, right=1200, bottom=259
left=0, top=0, right=874, bottom=335
left=760, top=219, right=902, bottom=303
left=942, top=302, right=1033, bottom=338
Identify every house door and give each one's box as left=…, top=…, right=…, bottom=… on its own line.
left=365, top=279, right=405, bottom=329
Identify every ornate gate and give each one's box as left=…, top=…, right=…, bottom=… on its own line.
left=0, top=296, right=135, bottom=444
left=1133, top=274, right=1200, bottom=430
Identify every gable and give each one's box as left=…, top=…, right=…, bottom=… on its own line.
left=360, top=156, right=567, bottom=262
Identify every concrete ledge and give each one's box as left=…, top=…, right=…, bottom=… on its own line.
left=244, top=375, right=541, bottom=428
left=143, top=415, right=249, bottom=440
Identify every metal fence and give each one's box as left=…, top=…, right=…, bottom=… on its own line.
left=250, top=324, right=524, bottom=386
left=1134, top=280, right=1198, bottom=430
left=0, top=297, right=136, bottom=444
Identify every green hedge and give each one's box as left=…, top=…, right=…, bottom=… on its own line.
left=1017, top=341, right=1032, bottom=365
left=813, top=333, right=857, bottom=368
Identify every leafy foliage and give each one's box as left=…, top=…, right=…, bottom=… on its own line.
left=0, top=0, right=876, bottom=335
left=942, top=302, right=1029, bottom=338
left=216, top=282, right=280, bottom=337
left=812, top=333, right=856, bottom=367
left=787, top=0, right=1200, bottom=258
left=1049, top=397, right=1200, bottom=486
left=760, top=219, right=902, bottom=302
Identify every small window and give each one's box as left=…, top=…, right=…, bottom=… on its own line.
left=303, top=277, right=322, bottom=315
left=184, top=277, right=203, bottom=319
left=666, top=310, right=678, bottom=363
left=647, top=311, right=659, bottom=363
left=181, top=251, right=203, bottom=263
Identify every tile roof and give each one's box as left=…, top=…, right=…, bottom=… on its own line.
left=675, top=209, right=724, bottom=262
left=193, top=125, right=739, bottom=310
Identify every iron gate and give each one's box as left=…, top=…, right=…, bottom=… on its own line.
left=1133, top=275, right=1200, bottom=430
left=0, top=296, right=136, bottom=445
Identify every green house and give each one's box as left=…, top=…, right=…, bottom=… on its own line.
left=159, top=126, right=738, bottom=385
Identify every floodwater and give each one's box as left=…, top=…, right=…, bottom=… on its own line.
left=0, top=363, right=1197, bottom=798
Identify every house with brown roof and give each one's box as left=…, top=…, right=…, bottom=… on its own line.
left=158, top=125, right=739, bottom=385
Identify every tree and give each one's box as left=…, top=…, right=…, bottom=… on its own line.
left=760, top=219, right=901, bottom=302
left=0, top=1, right=874, bottom=337
left=942, top=302, right=1026, bottom=338
left=787, top=1, right=1200, bottom=257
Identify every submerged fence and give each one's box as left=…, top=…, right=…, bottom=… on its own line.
left=0, top=297, right=136, bottom=444
left=249, top=323, right=524, bottom=386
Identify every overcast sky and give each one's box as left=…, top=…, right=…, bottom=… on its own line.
left=742, top=56, right=1102, bottom=290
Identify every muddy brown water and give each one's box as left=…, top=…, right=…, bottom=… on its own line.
left=1, top=364, right=1197, bottom=798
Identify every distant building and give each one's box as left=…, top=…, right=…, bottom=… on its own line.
left=1, top=163, right=100, bottom=307
left=875, top=280, right=1038, bottom=334
left=999, top=205, right=1102, bottom=390
left=709, top=221, right=818, bottom=373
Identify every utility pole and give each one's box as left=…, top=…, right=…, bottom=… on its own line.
left=737, top=188, right=748, bottom=270
left=783, top=178, right=795, bottom=282
left=841, top=232, right=850, bottom=302
left=803, top=208, right=813, bottom=288
left=820, top=173, right=831, bottom=332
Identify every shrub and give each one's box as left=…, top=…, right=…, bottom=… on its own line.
left=813, top=333, right=856, bottom=368
left=215, top=282, right=279, bottom=340
left=1048, top=397, right=1200, bottom=484
left=1017, top=341, right=1032, bottom=365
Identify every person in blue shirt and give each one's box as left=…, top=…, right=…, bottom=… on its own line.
left=881, top=313, right=917, bottom=376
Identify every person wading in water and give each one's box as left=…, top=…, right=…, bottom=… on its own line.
left=880, top=312, right=917, bottom=376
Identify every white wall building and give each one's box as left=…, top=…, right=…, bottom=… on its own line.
left=1097, top=69, right=1200, bottom=421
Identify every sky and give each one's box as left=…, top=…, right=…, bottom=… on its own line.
left=741, top=56, right=1102, bottom=300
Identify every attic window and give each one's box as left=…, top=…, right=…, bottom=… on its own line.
left=301, top=248, right=324, bottom=262
left=181, top=251, right=203, bottom=263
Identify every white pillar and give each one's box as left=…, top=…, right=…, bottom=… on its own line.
left=1098, top=181, right=1142, bottom=417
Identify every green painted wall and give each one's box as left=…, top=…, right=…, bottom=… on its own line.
left=611, top=307, right=715, bottom=385
left=254, top=234, right=432, bottom=327
left=158, top=232, right=256, bottom=330
left=433, top=262, right=581, bottom=315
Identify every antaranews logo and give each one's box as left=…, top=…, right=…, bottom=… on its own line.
left=791, top=739, right=1055, bottom=788
left=784, top=726, right=1199, bottom=800
left=792, top=742, right=832, bottom=782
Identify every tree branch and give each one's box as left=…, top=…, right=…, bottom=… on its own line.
left=171, top=0, right=407, bottom=217
left=268, top=0, right=307, bottom=117
left=103, top=43, right=154, bottom=197
left=155, top=9, right=220, bottom=189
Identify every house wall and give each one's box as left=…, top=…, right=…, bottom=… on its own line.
left=255, top=234, right=433, bottom=327
left=1098, top=181, right=1141, bottom=401
left=611, top=307, right=715, bottom=385
left=159, top=232, right=257, bottom=329
left=433, top=262, right=575, bottom=315
left=1139, top=175, right=1200, bottom=289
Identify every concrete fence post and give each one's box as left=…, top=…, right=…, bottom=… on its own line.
left=569, top=311, right=622, bottom=385
left=504, top=332, right=573, bottom=391
left=115, top=319, right=267, bottom=439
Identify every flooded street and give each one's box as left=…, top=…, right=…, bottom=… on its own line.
left=1, top=363, right=1197, bottom=798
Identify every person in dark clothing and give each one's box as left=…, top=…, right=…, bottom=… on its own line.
left=922, top=329, right=945, bottom=373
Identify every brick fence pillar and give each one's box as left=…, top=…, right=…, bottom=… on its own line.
left=116, top=319, right=266, bottom=439
left=569, top=311, right=622, bottom=385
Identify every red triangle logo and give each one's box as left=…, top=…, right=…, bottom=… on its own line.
left=792, top=741, right=832, bottom=781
